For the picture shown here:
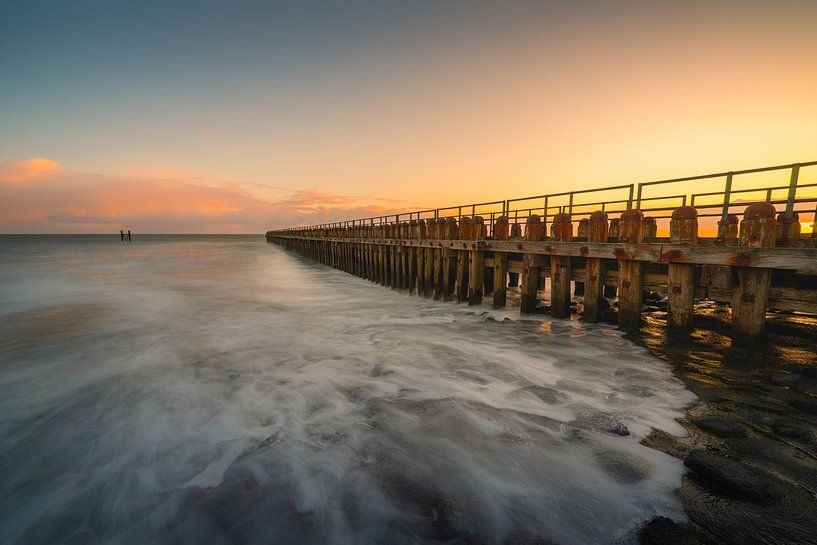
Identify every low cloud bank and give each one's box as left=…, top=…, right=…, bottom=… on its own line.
left=0, top=158, right=415, bottom=233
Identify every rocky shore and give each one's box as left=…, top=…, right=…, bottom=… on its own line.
left=634, top=307, right=817, bottom=545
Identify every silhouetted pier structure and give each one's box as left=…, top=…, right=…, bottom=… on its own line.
left=266, top=161, right=817, bottom=339
left=120, top=230, right=132, bottom=242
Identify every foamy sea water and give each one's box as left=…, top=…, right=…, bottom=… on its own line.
left=0, top=235, right=696, bottom=545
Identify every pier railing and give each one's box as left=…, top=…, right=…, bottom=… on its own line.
left=274, top=161, right=817, bottom=238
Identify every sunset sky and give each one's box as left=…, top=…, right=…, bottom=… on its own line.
left=2, top=0, right=816, bottom=233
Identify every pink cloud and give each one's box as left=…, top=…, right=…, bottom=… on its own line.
left=0, top=158, right=61, bottom=184
left=0, top=159, right=417, bottom=233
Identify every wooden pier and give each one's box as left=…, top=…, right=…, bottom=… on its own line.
left=266, top=161, right=817, bottom=338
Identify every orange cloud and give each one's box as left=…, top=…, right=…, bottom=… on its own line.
left=0, top=158, right=61, bottom=184
left=0, top=160, right=417, bottom=233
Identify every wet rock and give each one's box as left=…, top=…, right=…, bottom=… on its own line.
left=518, top=385, right=569, bottom=405
left=790, top=398, right=817, bottom=415
left=771, top=420, right=813, bottom=440
left=684, top=450, right=777, bottom=504
left=637, top=516, right=708, bottom=545
left=574, top=413, right=630, bottom=436
left=690, top=416, right=747, bottom=438
left=771, top=373, right=801, bottom=385
left=594, top=449, right=652, bottom=483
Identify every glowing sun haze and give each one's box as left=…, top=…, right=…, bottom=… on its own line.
left=2, top=0, right=816, bottom=233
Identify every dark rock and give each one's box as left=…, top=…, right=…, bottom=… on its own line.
left=790, top=398, right=817, bottom=415
left=574, top=412, right=630, bottom=436
left=690, top=416, right=747, bottom=438
left=771, top=420, right=813, bottom=440
left=638, top=516, right=708, bottom=545
left=684, top=450, right=777, bottom=504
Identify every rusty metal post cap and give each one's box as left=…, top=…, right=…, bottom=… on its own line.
left=620, top=209, right=644, bottom=221
left=671, top=206, right=698, bottom=220
left=744, top=202, right=776, bottom=220
left=776, top=211, right=799, bottom=223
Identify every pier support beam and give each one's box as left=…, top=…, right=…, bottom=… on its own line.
left=492, top=216, right=509, bottom=309
left=468, top=216, right=486, bottom=306
left=732, top=203, right=776, bottom=339
left=667, top=206, right=698, bottom=330
left=617, top=209, right=644, bottom=332
left=442, top=218, right=458, bottom=301
left=583, top=211, right=608, bottom=323
left=456, top=217, right=471, bottom=303
left=521, top=215, right=544, bottom=314
left=550, top=213, right=573, bottom=319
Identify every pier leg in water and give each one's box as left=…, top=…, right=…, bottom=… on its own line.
left=574, top=218, right=589, bottom=296
left=433, top=219, right=444, bottom=300
left=583, top=211, right=609, bottom=323
left=667, top=206, right=698, bottom=330
left=520, top=215, right=543, bottom=314
left=604, top=218, right=620, bottom=299
left=442, top=217, right=458, bottom=301
left=550, top=213, right=573, bottom=319
left=732, top=203, right=776, bottom=339
left=423, top=219, right=435, bottom=298
left=617, top=209, right=644, bottom=332
left=492, top=216, right=509, bottom=309
left=507, top=222, right=522, bottom=288
left=456, top=217, right=471, bottom=303
left=416, top=220, right=427, bottom=295
left=408, top=221, right=418, bottom=293
left=467, top=216, right=485, bottom=306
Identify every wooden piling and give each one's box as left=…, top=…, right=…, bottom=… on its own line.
left=776, top=212, right=801, bottom=247
left=456, top=217, right=471, bottom=303
left=468, top=216, right=486, bottom=306
left=408, top=220, right=418, bottom=293
left=508, top=223, right=521, bottom=288
left=667, top=206, right=698, bottom=329
left=582, top=211, right=609, bottom=323
left=442, top=217, right=458, bottom=301
left=574, top=219, right=589, bottom=296
left=718, top=214, right=739, bottom=245
left=617, top=209, right=644, bottom=332
left=642, top=217, right=657, bottom=239
left=492, top=216, right=510, bottom=309
left=732, top=203, right=776, bottom=338
left=416, top=219, right=427, bottom=295
left=604, top=218, right=620, bottom=298
left=550, top=213, right=573, bottom=318
left=520, top=215, right=543, bottom=313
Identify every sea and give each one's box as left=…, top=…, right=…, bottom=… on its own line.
left=0, top=235, right=696, bottom=545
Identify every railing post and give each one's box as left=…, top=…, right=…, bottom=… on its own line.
left=720, top=173, right=733, bottom=225
left=786, top=164, right=800, bottom=215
